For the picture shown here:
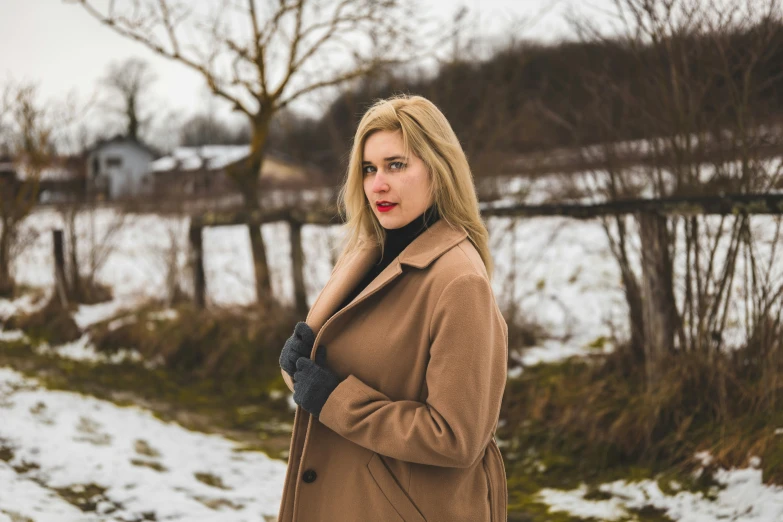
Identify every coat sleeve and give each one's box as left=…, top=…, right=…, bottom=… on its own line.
left=318, top=273, right=508, bottom=468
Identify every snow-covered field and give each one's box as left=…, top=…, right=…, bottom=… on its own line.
left=2, top=206, right=782, bottom=520
left=7, top=207, right=628, bottom=364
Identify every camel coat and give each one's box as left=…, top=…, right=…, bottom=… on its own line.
left=277, top=218, right=508, bottom=522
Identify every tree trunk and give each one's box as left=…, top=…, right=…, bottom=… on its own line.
left=289, top=219, right=308, bottom=317
left=620, top=267, right=646, bottom=360
left=228, top=114, right=274, bottom=305
left=638, top=211, right=679, bottom=386
left=248, top=222, right=272, bottom=304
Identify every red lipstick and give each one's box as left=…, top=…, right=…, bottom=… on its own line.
left=376, top=201, right=397, bottom=213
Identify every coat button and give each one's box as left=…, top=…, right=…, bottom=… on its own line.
left=302, top=469, right=317, bottom=483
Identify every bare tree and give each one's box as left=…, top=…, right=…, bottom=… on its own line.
left=68, top=0, right=431, bottom=306
left=101, top=57, right=157, bottom=141
left=550, top=0, right=783, bottom=388
left=180, top=112, right=250, bottom=146
left=0, top=82, right=51, bottom=297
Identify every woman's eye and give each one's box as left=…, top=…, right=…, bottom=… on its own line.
left=362, top=166, right=376, bottom=175
left=390, top=161, right=405, bottom=170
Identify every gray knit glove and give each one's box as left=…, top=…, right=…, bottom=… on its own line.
left=279, top=322, right=315, bottom=379
left=293, top=345, right=342, bottom=419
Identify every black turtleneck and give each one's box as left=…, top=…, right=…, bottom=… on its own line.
left=337, top=204, right=440, bottom=311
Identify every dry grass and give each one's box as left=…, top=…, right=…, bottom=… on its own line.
left=90, top=298, right=297, bottom=385
left=5, top=297, right=81, bottom=345
left=501, top=320, right=783, bottom=484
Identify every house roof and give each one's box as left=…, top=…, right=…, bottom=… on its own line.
left=90, top=134, right=158, bottom=158
left=151, top=145, right=251, bottom=172
left=150, top=145, right=316, bottom=183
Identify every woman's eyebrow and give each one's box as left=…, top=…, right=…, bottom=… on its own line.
left=362, top=155, right=406, bottom=164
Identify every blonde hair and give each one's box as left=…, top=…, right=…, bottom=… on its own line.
left=335, top=94, right=493, bottom=278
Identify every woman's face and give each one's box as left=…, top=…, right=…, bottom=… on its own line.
left=362, top=130, right=433, bottom=230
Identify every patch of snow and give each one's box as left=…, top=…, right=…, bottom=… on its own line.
left=0, top=463, right=91, bottom=521
left=107, top=315, right=137, bottom=332
left=603, top=466, right=783, bottom=522
left=695, top=451, right=714, bottom=467
left=507, top=366, right=524, bottom=379
left=148, top=309, right=178, bottom=321
left=540, top=463, right=783, bottom=522
left=0, top=293, right=48, bottom=321
left=0, top=330, right=26, bottom=342
left=539, top=485, right=629, bottom=520
left=35, top=335, right=141, bottom=364
left=0, top=367, right=287, bottom=521
left=74, top=300, right=137, bottom=330
left=521, top=340, right=596, bottom=366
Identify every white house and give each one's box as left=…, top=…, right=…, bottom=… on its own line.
left=87, top=136, right=156, bottom=199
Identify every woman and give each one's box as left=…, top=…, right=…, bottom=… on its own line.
left=277, top=94, right=508, bottom=522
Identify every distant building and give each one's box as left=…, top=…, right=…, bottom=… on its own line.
left=87, top=136, right=157, bottom=200
left=150, top=145, right=318, bottom=203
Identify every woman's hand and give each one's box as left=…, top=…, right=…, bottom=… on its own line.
left=293, top=345, right=342, bottom=419
left=279, top=321, right=315, bottom=379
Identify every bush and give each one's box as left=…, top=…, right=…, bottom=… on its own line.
left=6, top=297, right=81, bottom=345
left=71, top=277, right=113, bottom=305
left=501, top=317, right=783, bottom=484
left=90, top=299, right=298, bottom=389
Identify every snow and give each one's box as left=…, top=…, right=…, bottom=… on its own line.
left=0, top=367, right=286, bottom=521
left=479, top=155, right=783, bottom=207
left=74, top=300, right=142, bottom=330
left=0, top=330, right=26, bottom=342
left=540, top=463, right=783, bottom=522
left=34, top=334, right=142, bottom=364
left=151, top=146, right=251, bottom=172
left=0, top=292, right=47, bottom=321
left=538, top=485, right=628, bottom=520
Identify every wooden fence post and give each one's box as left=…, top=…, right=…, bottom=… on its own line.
left=52, top=229, right=69, bottom=307
left=638, top=211, right=679, bottom=386
left=289, top=218, right=308, bottom=317
left=189, top=222, right=206, bottom=309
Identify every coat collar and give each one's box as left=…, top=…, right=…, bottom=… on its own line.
left=306, top=218, right=468, bottom=336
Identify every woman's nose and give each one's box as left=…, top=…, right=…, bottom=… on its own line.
left=371, top=171, right=389, bottom=192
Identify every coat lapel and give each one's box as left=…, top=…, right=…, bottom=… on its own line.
left=305, top=218, right=469, bottom=336
left=305, top=244, right=379, bottom=333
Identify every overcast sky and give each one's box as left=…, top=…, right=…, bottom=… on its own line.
left=1, top=0, right=616, bottom=143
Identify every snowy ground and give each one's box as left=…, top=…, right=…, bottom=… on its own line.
left=1, top=354, right=782, bottom=522
left=538, top=461, right=783, bottom=522
left=0, top=368, right=286, bottom=522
